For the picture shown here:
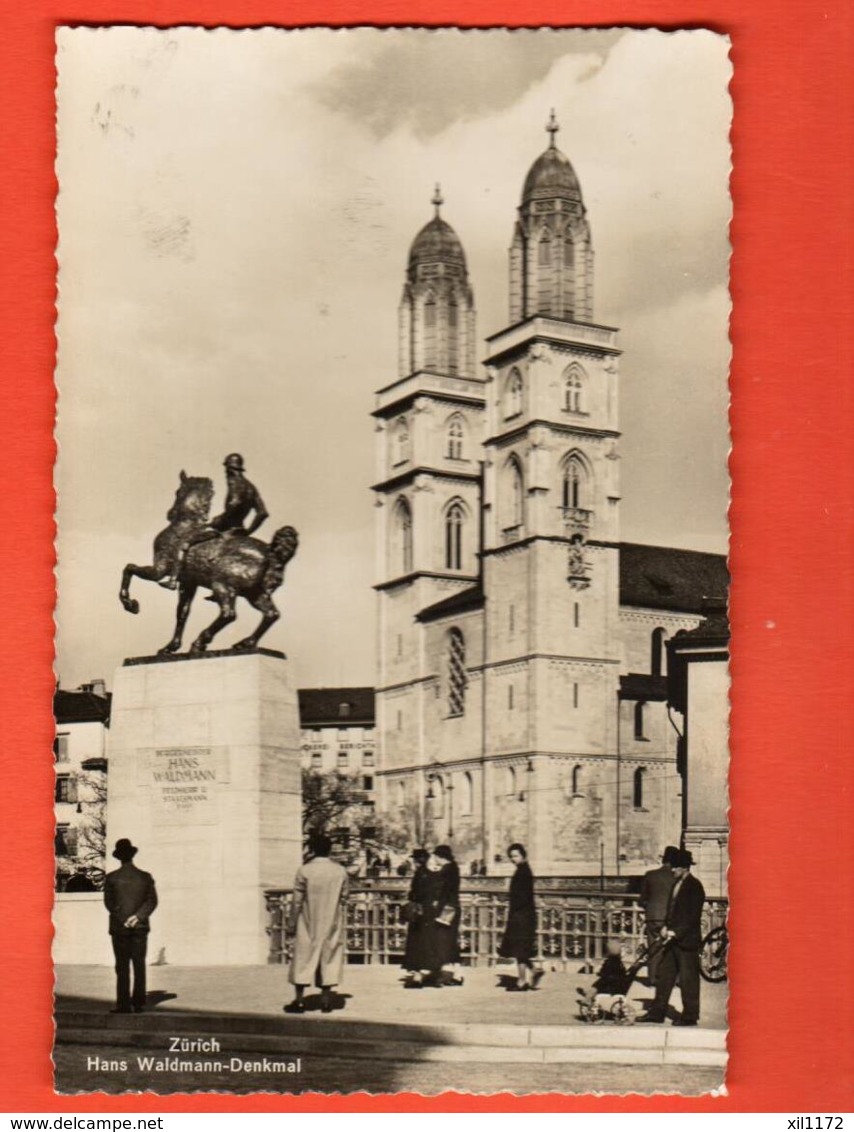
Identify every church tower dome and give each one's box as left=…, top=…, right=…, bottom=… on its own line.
left=510, top=111, right=594, bottom=324
left=399, top=186, right=476, bottom=379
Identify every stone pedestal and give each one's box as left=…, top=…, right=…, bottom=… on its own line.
left=106, top=649, right=301, bottom=965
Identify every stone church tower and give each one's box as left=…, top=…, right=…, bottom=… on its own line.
left=372, top=117, right=720, bottom=876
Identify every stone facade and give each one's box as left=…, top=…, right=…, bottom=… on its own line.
left=372, top=119, right=728, bottom=877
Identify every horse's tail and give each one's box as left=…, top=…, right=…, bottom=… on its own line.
left=270, top=526, right=299, bottom=565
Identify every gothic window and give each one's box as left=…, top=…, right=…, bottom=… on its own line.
left=505, top=368, right=524, bottom=418
left=393, top=417, right=411, bottom=465
left=563, top=237, right=575, bottom=269
left=633, top=767, right=646, bottom=809
left=424, top=294, right=437, bottom=369
left=506, top=765, right=517, bottom=797
left=447, top=297, right=458, bottom=375
left=563, top=365, right=585, bottom=413
left=444, top=500, right=465, bottom=570
left=634, top=701, right=648, bottom=740
left=561, top=455, right=587, bottom=510
left=446, top=415, right=465, bottom=460
left=571, top=764, right=582, bottom=795
left=505, top=456, right=525, bottom=530
left=432, top=775, right=445, bottom=819
left=393, top=497, right=413, bottom=574
left=461, top=771, right=474, bottom=816
left=447, top=628, right=467, bottom=717
left=651, top=627, right=667, bottom=676
left=538, top=232, right=552, bottom=266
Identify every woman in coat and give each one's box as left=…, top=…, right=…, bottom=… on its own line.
left=498, top=843, right=540, bottom=991
left=402, top=848, right=430, bottom=975
left=405, top=847, right=461, bottom=987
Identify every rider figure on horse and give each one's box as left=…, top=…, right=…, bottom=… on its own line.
left=160, top=454, right=269, bottom=589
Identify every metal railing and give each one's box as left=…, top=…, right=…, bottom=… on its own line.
left=264, top=884, right=727, bottom=968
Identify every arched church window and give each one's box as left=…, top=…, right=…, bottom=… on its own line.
left=447, top=628, right=467, bottom=717
left=563, top=237, right=575, bottom=269
left=461, top=771, right=474, bottom=816
left=424, top=293, right=437, bottom=369
left=507, top=456, right=525, bottom=530
left=651, top=628, right=667, bottom=676
left=394, top=418, right=411, bottom=465
left=447, top=298, right=458, bottom=376
left=571, top=764, right=582, bottom=795
left=444, top=500, right=465, bottom=571
left=394, top=497, right=413, bottom=574
left=538, top=232, right=552, bottom=266
left=563, top=366, right=584, bottom=413
left=562, top=456, right=586, bottom=510
left=634, top=701, right=648, bottom=740
left=431, top=775, right=445, bottom=819
left=505, top=368, right=524, bottom=418
left=506, top=765, right=517, bottom=797
left=447, top=416, right=464, bottom=460
left=633, top=767, right=646, bottom=809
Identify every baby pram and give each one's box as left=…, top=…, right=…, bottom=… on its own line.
left=577, top=936, right=668, bottom=1025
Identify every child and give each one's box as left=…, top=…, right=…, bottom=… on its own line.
left=577, top=939, right=630, bottom=1017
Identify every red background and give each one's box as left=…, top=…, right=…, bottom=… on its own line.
left=2, top=0, right=852, bottom=1112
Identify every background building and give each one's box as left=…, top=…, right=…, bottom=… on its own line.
left=372, top=118, right=728, bottom=876
left=54, top=681, right=110, bottom=888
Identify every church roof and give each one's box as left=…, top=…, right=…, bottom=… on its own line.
left=619, top=543, right=729, bottom=614
left=417, top=585, right=484, bottom=623
left=298, top=687, right=375, bottom=728
left=522, top=144, right=583, bottom=206
left=54, top=689, right=111, bottom=725
left=408, top=215, right=467, bottom=274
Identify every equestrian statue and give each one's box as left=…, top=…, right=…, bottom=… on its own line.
left=119, top=454, right=298, bottom=655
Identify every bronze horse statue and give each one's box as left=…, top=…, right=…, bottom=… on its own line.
left=119, top=472, right=299, bottom=655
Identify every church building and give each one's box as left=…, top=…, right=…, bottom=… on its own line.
left=371, top=115, right=728, bottom=877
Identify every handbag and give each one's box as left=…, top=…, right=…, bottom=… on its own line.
left=401, top=901, right=423, bottom=924
left=435, top=904, right=457, bottom=927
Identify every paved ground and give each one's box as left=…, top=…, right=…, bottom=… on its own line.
left=56, top=962, right=727, bottom=1030
left=54, top=1043, right=724, bottom=1097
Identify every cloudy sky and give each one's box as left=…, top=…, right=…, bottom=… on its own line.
left=55, top=27, right=731, bottom=691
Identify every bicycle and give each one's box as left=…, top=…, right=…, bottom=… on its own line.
left=699, top=924, right=728, bottom=982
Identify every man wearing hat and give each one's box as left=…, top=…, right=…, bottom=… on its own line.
left=639, top=845, right=679, bottom=985
left=639, top=848, right=706, bottom=1026
left=103, top=839, right=158, bottom=1014
left=210, top=453, right=269, bottom=536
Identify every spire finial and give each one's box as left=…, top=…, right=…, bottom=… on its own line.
left=432, top=183, right=444, bottom=217
left=547, top=108, right=559, bottom=148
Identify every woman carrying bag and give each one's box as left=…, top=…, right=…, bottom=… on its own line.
left=404, top=846, right=461, bottom=987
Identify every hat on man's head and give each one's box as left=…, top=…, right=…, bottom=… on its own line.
left=433, top=844, right=454, bottom=862
left=112, top=838, right=138, bottom=861
left=411, top=847, right=429, bottom=862
left=675, top=848, right=694, bottom=868
left=662, top=845, right=680, bottom=866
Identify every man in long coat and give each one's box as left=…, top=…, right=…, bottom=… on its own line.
left=285, top=834, right=349, bottom=1014
left=639, top=845, right=679, bottom=984
left=640, top=848, right=706, bottom=1026
left=103, top=838, right=158, bottom=1013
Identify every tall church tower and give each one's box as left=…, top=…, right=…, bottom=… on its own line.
left=373, top=191, right=486, bottom=811
left=481, top=114, right=623, bottom=873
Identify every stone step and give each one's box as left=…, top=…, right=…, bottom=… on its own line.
left=55, top=1012, right=727, bottom=1068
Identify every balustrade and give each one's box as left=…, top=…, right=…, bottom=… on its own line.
left=265, top=884, right=727, bottom=968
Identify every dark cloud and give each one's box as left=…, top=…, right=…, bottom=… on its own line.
left=311, top=29, right=625, bottom=139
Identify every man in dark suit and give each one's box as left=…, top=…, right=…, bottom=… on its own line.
left=103, top=838, right=158, bottom=1014
left=639, top=845, right=679, bottom=984
left=639, top=848, right=706, bottom=1026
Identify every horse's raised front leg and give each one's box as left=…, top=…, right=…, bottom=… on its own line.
left=158, top=584, right=197, bottom=655
left=119, top=563, right=168, bottom=615
left=189, top=587, right=236, bottom=654
left=233, top=593, right=280, bottom=651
